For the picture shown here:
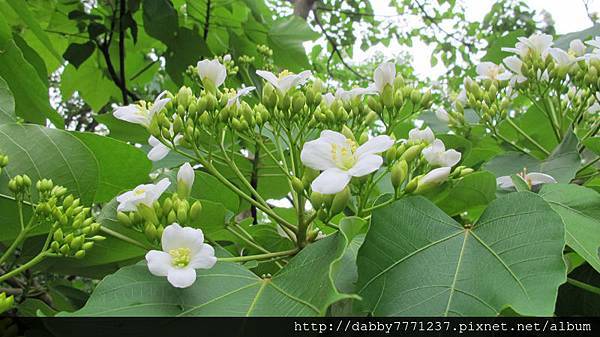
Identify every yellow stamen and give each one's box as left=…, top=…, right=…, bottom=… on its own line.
left=169, top=247, right=192, bottom=268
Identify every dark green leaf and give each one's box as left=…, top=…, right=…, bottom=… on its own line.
left=63, top=42, right=96, bottom=69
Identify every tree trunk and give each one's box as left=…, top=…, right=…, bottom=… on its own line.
left=293, top=0, right=315, bottom=19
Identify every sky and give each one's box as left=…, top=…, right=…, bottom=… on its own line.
left=348, top=0, right=600, bottom=79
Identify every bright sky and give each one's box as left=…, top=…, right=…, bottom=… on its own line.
left=350, top=0, right=600, bottom=79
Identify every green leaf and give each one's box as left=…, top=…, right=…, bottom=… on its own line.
left=483, top=130, right=581, bottom=183
left=510, top=174, right=530, bottom=192
left=63, top=220, right=362, bottom=316
left=0, top=18, right=62, bottom=126
left=17, top=299, right=57, bottom=317
left=191, top=171, right=240, bottom=212
left=540, top=184, right=600, bottom=273
left=583, top=137, right=600, bottom=156
left=63, top=42, right=96, bottom=68
left=72, top=132, right=152, bottom=203
left=0, top=75, right=16, bottom=124
left=356, top=193, right=566, bottom=316
left=267, top=16, right=319, bottom=71
left=93, top=113, right=149, bottom=144
left=433, top=171, right=497, bottom=216
left=482, top=30, right=524, bottom=64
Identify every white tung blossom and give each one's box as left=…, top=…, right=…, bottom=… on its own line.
left=256, top=70, right=311, bottom=95
left=496, top=172, right=557, bottom=189
left=476, top=62, right=506, bottom=81
left=177, top=162, right=195, bottom=197
left=419, top=167, right=451, bottom=186
left=435, top=108, right=450, bottom=122
left=548, top=48, right=576, bottom=69
left=197, top=59, right=227, bottom=88
left=502, top=33, right=553, bottom=58
left=301, top=131, right=394, bottom=194
left=369, top=61, right=396, bottom=94
left=227, top=86, right=256, bottom=107
left=113, top=91, right=170, bottom=127
left=499, top=56, right=527, bottom=85
left=146, top=223, right=217, bottom=288
left=116, top=178, right=171, bottom=212
left=148, top=134, right=183, bottom=162
left=422, top=139, right=461, bottom=167
left=408, top=127, right=435, bottom=144
left=569, top=39, right=586, bottom=57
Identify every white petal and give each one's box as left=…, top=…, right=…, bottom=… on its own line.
left=300, top=139, right=336, bottom=171
left=167, top=267, right=197, bottom=288
left=348, top=154, right=383, bottom=177
left=148, top=143, right=171, bottom=161
left=145, top=250, right=172, bottom=277
left=311, top=168, right=351, bottom=194
left=149, top=178, right=171, bottom=201
left=526, top=172, right=557, bottom=185
left=113, top=105, right=148, bottom=126
left=256, top=70, right=279, bottom=90
left=148, top=136, right=161, bottom=147
left=189, top=244, right=217, bottom=269
left=436, top=108, right=449, bottom=122
left=420, top=167, right=451, bottom=185
left=161, top=223, right=205, bottom=254
left=323, top=93, right=335, bottom=106
left=503, top=56, right=523, bottom=75
left=355, top=135, right=394, bottom=157
left=373, top=62, right=395, bottom=93
left=177, top=163, right=195, bottom=190
left=320, top=130, right=347, bottom=144
left=408, top=127, right=435, bottom=143
left=496, top=175, right=514, bottom=189
left=441, top=149, right=462, bottom=167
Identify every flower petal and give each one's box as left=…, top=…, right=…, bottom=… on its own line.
left=113, top=105, right=147, bottom=126
left=161, top=223, right=205, bottom=254
left=526, top=172, right=557, bottom=185
left=189, top=244, right=217, bottom=269
left=496, top=175, right=514, bottom=189
left=311, top=168, right=351, bottom=194
left=300, top=138, right=336, bottom=170
left=256, top=70, right=279, bottom=89
left=420, top=167, right=451, bottom=185
left=145, top=250, right=172, bottom=277
left=177, top=163, right=195, bottom=190
left=355, top=135, right=394, bottom=158
left=167, top=267, right=197, bottom=288
left=148, top=143, right=171, bottom=161
left=348, top=154, right=383, bottom=177
left=442, top=149, right=462, bottom=167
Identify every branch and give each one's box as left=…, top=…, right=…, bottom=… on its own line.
left=413, top=0, right=475, bottom=48
left=203, top=0, right=211, bottom=41
left=118, top=0, right=128, bottom=104
left=313, top=10, right=368, bottom=80
left=293, top=0, right=316, bottom=19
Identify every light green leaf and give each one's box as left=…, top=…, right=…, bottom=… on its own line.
left=267, top=16, right=319, bottom=71
left=583, top=137, right=600, bottom=156
left=93, top=113, right=149, bottom=144
left=63, top=220, right=362, bottom=316
left=540, top=184, right=600, bottom=273
left=433, top=171, right=497, bottom=216
left=0, top=75, right=16, bottom=124
left=72, top=132, right=152, bottom=203
left=356, top=193, right=566, bottom=316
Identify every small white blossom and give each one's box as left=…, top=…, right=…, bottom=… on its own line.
left=496, top=172, right=557, bottom=189
left=369, top=62, right=396, bottom=94
left=177, top=162, right=195, bottom=197
left=197, top=59, right=227, bottom=88
left=569, top=39, right=586, bottom=57
left=476, top=62, right=506, bottom=81
left=422, top=139, right=461, bottom=167
left=419, top=167, right=451, bottom=185
left=548, top=48, right=575, bottom=69
left=113, top=91, right=170, bottom=127
left=256, top=70, right=311, bottom=95
left=301, top=131, right=394, bottom=194
left=147, top=134, right=183, bottom=161
left=116, top=178, right=171, bottom=212
left=408, top=127, right=435, bottom=144
left=226, top=86, right=256, bottom=107
left=146, top=223, right=217, bottom=288
left=502, top=33, right=553, bottom=58
left=435, top=108, right=450, bottom=122
left=499, top=56, right=527, bottom=85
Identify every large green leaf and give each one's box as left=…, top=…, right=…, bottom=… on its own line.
left=540, top=184, right=600, bottom=273
left=0, top=75, right=16, bottom=124
left=356, top=193, right=566, bottom=316
left=63, top=220, right=362, bottom=316
left=267, top=16, right=319, bottom=71
left=432, top=171, right=497, bottom=216
left=0, top=17, right=62, bottom=126
left=483, top=130, right=581, bottom=183
left=94, top=113, right=149, bottom=144
left=72, top=132, right=152, bottom=203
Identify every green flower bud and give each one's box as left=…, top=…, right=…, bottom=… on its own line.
left=385, top=147, right=397, bottom=163
left=90, top=235, right=106, bottom=242
left=391, top=160, right=408, bottom=189
left=381, top=84, right=394, bottom=108
left=82, top=242, right=95, bottom=250
left=404, top=177, right=418, bottom=193
left=70, top=235, right=84, bottom=250
left=177, top=205, right=188, bottom=223
left=292, top=177, right=304, bottom=194
left=310, top=191, right=323, bottom=210
left=74, top=250, right=86, bottom=259
left=400, top=144, right=422, bottom=162
left=190, top=200, right=203, bottom=222
left=63, top=195, right=74, bottom=208
left=329, top=187, right=350, bottom=215
left=341, top=125, right=355, bottom=141
left=137, top=204, right=159, bottom=225
left=394, top=90, right=404, bottom=109
left=367, top=96, right=382, bottom=114
left=173, top=115, right=184, bottom=134
left=292, top=92, right=306, bottom=113
left=262, top=83, right=278, bottom=109
left=51, top=241, right=60, bottom=252
left=53, top=228, right=64, bottom=242
left=117, top=211, right=131, bottom=226
left=359, top=132, right=369, bottom=145
left=364, top=111, right=378, bottom=125
left=59, top=244, right=70, bottom=255
left=144, top=223, right=158, bottom=241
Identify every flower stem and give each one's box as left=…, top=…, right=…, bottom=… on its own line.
left=217, top=248, right=299, bottom=263
left=505, top=118, right=550, bottom=156
left=99, top=226, right=153, bottom=250
left=567, top=277, right=600, bottom=296
left=0, top=251, right=48, bottom=283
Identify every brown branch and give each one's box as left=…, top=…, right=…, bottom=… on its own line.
left=413, top=0, right=475, bottom=48
left=313, top=9, right=368, bottom=80
left=293, top=0, right=316, bottom=19
left=118, top=0, right=128, bottom=104
left=203, top=0, right=211, bottom=41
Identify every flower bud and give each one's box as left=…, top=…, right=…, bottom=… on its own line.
left=117, top=211, right=131, bottom=227
left=53, top=228, right=64, bottom=242
left=292, top=92, right=306, bottom=114
left=144, top=223, right=158, bottom=241
left=74, top=250, right=86, bottom=259
left=391, top=160, right=408, bottom=189
left=262, top=83, right=277, bottom=109
left=190, top=200, right=203, bottom=222
left=329, top=187, right=350, bottom=215
left=381, top=84, right=394, bottom=109
left=404, top=177, right=418, bottom=193
left=341, top=125, right=355, bottom=141
left=400, top=144, right=422, bottom=162
left=292, top=176, right=304, bottom=194
left=367, top=96, right=382, bottom=114
left=177, top=205, right=188, bottom=223
left=310, top=191, right=323, bottom=210
left=82, top=241, right=94, bottom=250
left=385, top=147, right=397, bottom=163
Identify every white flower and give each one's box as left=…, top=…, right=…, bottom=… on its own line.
left=226, top=86, right=256, bottom=107
left=408, top=127, right=435, bottom=144
left=177, top=162, right=195, bottom=197
left=569, top=39, right=586, bottom=57
left=146, top=223, right=216, bottom=288
left=113, top=91, right=170, bottom=127
left=499, top=56, right=527, bottom=85
left=496, top=172, right=557, bottom=189
left=502, top=33, right=553, bottom=58
left=300, top=131, right=394, bottom=194
left=586, top=37, right=600, bottom=51
left=197, top=59, right=227, bottom=88
left=422, top=139, right=461, bottom=167
left=455, top=88, right=467, bottom=107
left=147, top=134, right=183, bottom=161
left=419, top=167, right=451, bottom=185
left=548, top=48, right=575, bottom=68
left=536, top=69, right=550, bottom=82
left=116, top=178, right=171, bottom=212
left=370, top=62, right=396, bottom=94
left=256, top=70, right=311, bottom=95
left=476, top=62, right=506, bottom=81
left=336, top=87, right=373, bottom=101
left=323, top=93, right=335, bottom=106
left=223, top=54, right=231, bottom=62
left=435, top=108, right=449, bottom=122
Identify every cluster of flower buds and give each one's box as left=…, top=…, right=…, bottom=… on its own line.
left=7, top=174, right=32, bottom=196
left=463, top=76, right=511, bottom=128
left=0, top=153, right=8, bottom=176
left=48, top=192, right=103, bottom=259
